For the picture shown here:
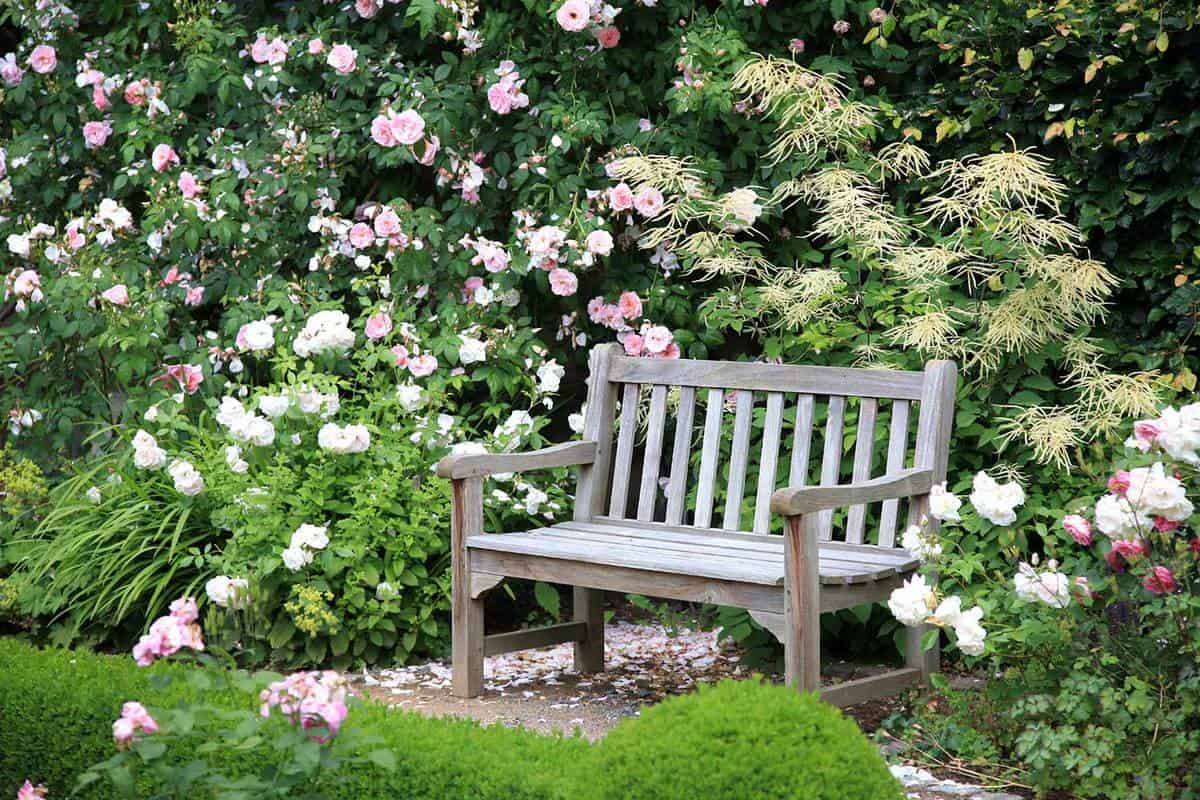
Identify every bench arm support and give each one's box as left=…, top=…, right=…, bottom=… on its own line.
left=436, top=441, right=597, bottom=480
left=769, top=468, right=934, bottom=517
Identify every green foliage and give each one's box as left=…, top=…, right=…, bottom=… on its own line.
left=576, top=678, right=904, bottom=800
left=0, top=445, right=47, bottom=548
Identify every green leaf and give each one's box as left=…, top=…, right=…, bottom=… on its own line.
left=405, top=0, right=438, bottom=38
left=533, top=581, right=560, bottom=618
left=137, top=740, right=167, bottom=760
left=1017, top=47, right=1034, bottom=71
left=368, top=749, right=398, bottom=770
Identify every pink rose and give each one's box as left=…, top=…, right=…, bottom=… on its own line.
left=408, top=353, right=437, bottom=378
left=327, top=43, right=358, bottom=74
left=82, top=120, right=113, bottom=150
left=1152, top=516, right=1180, bottom=533
left=661, top=341, right=681, bottom=359
left=101, top=284, right=130, bottom=306
left=555, top=0, right=590, bottom=32
left=622, top=333, right=644, bottom=356
left=390, top=110, right=426, bottom=145
left=28, top=45, right=56, bottom=74
left=151, top=143, right=179, bottom=173
left=476, top=242, right=509, bottom=272
left=548, top=267, right=578, bottom=297
left=370, top=114, right=398, bottom=147
left=185, top=286, right=205, bottom=306
left=170, top=596, right=200, bottom=623
left=16, top=780, right=48, bottom=800
left=487, top=82, right=514, bottom=114
left=66, top=222, right=86, bottom=249
left=585, top=229, right=613, bottom=256
left=348, top=222, right=374, bottom=249
left=642, top=325, right=672, bottom=354
left=418, top=135, right=440, bottom=166
left=124, top=80, right=148, bottom=106
left=112, top=716, right=136, bottom=746
left=0, top=53, right=24, bottom=86
left=390, top=344, right=409, bottom=367
left=356, top=0, right=381, bottom=18
left=596, top=26, right=620, bottom=48
left=92, top=83, right=111, bottom=110
left=1108, top=470, right=1131, bottom=494
left=12, top=270, right=40, bottom=298
left=633, top=186, right=665, bottom=217
left=250, top=35, right=287, bottom=65
left=365, top=311, right=393, bottom=340
left=373, top=207, right=401, bottom=236
left=1062, top=514, right=1092, bottom=546
left=1132, top=419, right=1162, bottom=447
left=1142, top=565, right=1177, bottom=595
left=789, top=38, right=806, bottom=54
left=308, top=39, right=324, bottom=54
left=609, top=182, right=634, bottom=211
left=617, top=290, right=642, bottom=320
left=178, top=171, right=200, bottom=199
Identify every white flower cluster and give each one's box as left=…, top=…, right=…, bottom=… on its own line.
left=205, top=575, right=249, bottom=609
left=1095, top=463, right=1193, bottom=539
left=167, top=459, right=204, bottom=496
left=901, top=523, right=942, bottom=562
left=293, top=309, right=355, bottom=358
left=294, top=385, right=340, bottom=417
left=281, top=523, right=329, bottom=571
left=928, top=483, right=962, bottom=521
left=215, top=396, right=276, bottom=446
left=1127, top=403, right=1200, bottom=464
left=969, top=472, right=1025, bottom=526
left=132, top=429, right=168, bottom=470
left=887, top=575, right=986, bottom=656
left=317, top=422, right=371, bottom=454
left=458, top=334, right=487, bottom=365
left=1013, top=559, right=1071, bottom=608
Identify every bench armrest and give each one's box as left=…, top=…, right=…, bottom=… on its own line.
left=770, top=468, right=934, bottom=516
left=436, top=441, right=597, bottom=480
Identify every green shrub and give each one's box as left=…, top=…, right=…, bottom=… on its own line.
left=576, top=679, right=904, bottom=800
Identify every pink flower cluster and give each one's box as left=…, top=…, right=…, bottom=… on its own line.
left=608, top=182, right=664, bottom=218
left=131, top=597, right=205, bottom=666
left=588, top=292, right=681, bottom=359
left=370, top=109, right=426, bottom=148
left=469, top=237, right=511, bottom=273
left=620, top=324, right=679, bottom=359
left=588, top=291, right=642, bottom=330
left=486, top=61, right=530, bottom=115
left=112, top=701, right=158, bottom=748
left=249, top=34, right=289, bottom=65
left=554, top=0, right=620, bottom=48
left=260, top=671, right=349, bottom=742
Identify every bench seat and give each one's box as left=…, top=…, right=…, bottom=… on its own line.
left=468, top=520, right=919, bottom=586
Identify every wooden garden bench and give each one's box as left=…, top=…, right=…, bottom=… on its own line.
left=436, top=344, right=957, bottom=705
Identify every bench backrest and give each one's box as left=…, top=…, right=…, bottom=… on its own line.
left=573, top=345, right=957, bottom=548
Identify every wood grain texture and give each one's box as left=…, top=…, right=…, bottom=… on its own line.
left=437, top=441, right=597, bottom=479
left=636, top=384, right=669, bottom=521
left=573, top=586, right=604, bottom=672
left=484, top=621, right=587, bottom=656
left=722, top=390, right=755, bottom=530
left=609, top=356, right=926, bottom=400
left=784, top=513, right=821, bottom=691
left=451, top=477, right=485, bottom=698
left=789, top=394, right=815, bottom=487
left=877, top=399, right=911, bottom=547
left=608, top=382, right=641, bottom=518
left=771, top=468, right=933, bottom=516
left=821, top=667, right=922, bottom=707
left=753, top=392, right=785, bottom=534
left=664, top=386, right=696, bottom=525
left=693, top=389, right=724, bottom=528
left=817, top=395, right=846, bottom=540
left=844, top=398, right=879, bottom=544
left=469, top=572, right=504, bottom=599
left=574, top=343, right=620, bottom=521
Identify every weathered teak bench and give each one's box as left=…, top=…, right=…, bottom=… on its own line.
left=436, top=344, right=957, bottom=705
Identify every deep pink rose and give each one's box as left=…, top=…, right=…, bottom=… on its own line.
left=1142, top=565, right=1177, bottom=595
left=1108, top=470, right=1131, bottom=494
left=124, top=79, right=148, bottom=106
left=596, top=26, right=620, bottom=48
left=28, top=45, right=56, bottom=74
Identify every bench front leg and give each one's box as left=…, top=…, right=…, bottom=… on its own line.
left=783, top=512, right=821, bottom=692
left=450, top=477, right=485, bottom=698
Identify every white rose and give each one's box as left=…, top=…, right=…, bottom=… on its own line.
left=225, top=445, right=249, bottom=474
left=215, top=396, right=248, bottom=429
left=396, top=384, right=426, bottom=412
left=376, top=582, right=399, bottom=601
left=1013, top=561, right=1071, bottom=608
left=237, top=320, right=275, bottom=352
left=969, top=472, right=1024, bottom=526
left=131, top=429, right=168, bottom=470
left=167, top=459, right=204, bottom=496
left=536, top=359, right=565, bottom=394
left=721, top=187, right=763, bottom=230
left=281, top=546, right=312, bottom=571
left=243, top=416, right=276, bottom=447
left=952, top=606, right=987, bottom=656
left=206, top=576, right=250, bottom=609
left=568, top=411, right=585, bottom=434
left=450, top=441, right=488, bottom=458
left=928, top=483, right=962, bottom=522
left=887, top=574, right=935, bottom=627
left=85, top=486, right=102, bottom=503
left=1125, top=463, right=1193, bottom=521
left=258, top=394, right=290, bottom=418
left=293, top=309, right=356, bottom=358
left=458, top=335, right=487, bottom=365
left=1094, top=492, right=1146, bottom=539
left=7, top=233, right=30, bottom=257
left=290, top=523, right=330, bottom=551
left=317, top=422, right=370, bottom=454
left=901, top=524, right=942, bottom=562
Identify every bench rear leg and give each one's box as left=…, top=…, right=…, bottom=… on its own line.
left=451, top=477, right=484, bottom=698
left=572, top=586, right=604, bottom=673
left=905, top=621, right=939, bottom=683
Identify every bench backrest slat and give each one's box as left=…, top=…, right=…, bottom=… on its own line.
left=578, top=345, right=956, bottom=550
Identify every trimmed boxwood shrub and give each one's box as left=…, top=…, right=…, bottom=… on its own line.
left=0, top=639, right=903, bottom=799
left=576, top=678, right=904, bottom=800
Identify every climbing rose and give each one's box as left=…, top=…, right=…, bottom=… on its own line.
left=101, top=284, right=130, bottom=306
left=151, top=143, right=179, bottom=172
left=642, top=325, right=673, bottom=354
left=28, top=45, right=56, bottom=74
left=617, top=291, right=642, bottom=320
left=633, top=186, right=664, bottom=217
left=179, top=171, right=200, bottom=198
left=585, top=229, right=613, bottom=255
left=609, top=182, right=634, bottom=211
left=82, top=120, right=113, bottom=149
left=1062, top=514, right=1092, bottom=545
left=596, top=26, right=620, bottom=48
left=364, top=311, right=393, bottom=340
left=326, top=43, right=358, bottom=74
left=548, top=267, right=578, bottom=296
left=555, top=0, right=590, bottom=32
left=1142, top=565, right=1177, bottom=595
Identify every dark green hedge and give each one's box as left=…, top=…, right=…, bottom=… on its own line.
left=0, top=639, right=902, bottom=799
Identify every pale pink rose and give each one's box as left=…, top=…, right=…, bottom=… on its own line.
left=418, top=135, right=440, bottom=166
left=66, top=221, right=86, bottom=249
left=373, top=207, right=401, bottom=236
left=122, top=701, right=159, bottom=733
left=82, top=120, right=113, bottom=150
left=0, top=53, right=24, bottom=86
left=643, top=325, right=672, bottom=354
left=12, top=270, right=40, bottom=297
left=28, top=45, right=56, bottom=74
left=548, top=267, right=578, bottom=297
left=408, top=353, right=437, bottom=377
left=390, top=344, right=409, bottom=367
left=370, top=115, right=397, bottom=147
left=487, top=82, right=514, bottom=114
left=356, top=0, right=381, bottom=17
left=617, top=291, right=642, bottom=320
left=308, top=39, right=324, bottom=55
left=587, top=296, right=607, bottom=323
left=585, top=229, right=613, bottom=256
left=178, top=171, right=200, bottom=199
left=101, top=284, right=130, bottom=306
left=596, top=26, right=620, bottom=48
left=185, top=286, right=205, bottom=306
left=250, top=34, right=272, bottom=63
left=327, top=43, right=358, bottom=74
left=389, top=110, right=425, bottom=146
left=365, top=311, right=393, bottom=340
left=124, top=80, right=148, bottom=106
left=160, top=267, right=182, bottom=286
left=609, top=182, right=634, bottom=211
left=151, top=143, right=179, bottom=173
left=1132, top=419, right=1162, bottom=446
left=112, top=716, right=136, bottom=746
left=463, top=276, right=484, bottom=299
left=661, top=341, right=681, bottom=359
left=170, top=596, right=200, bottom=623
left=622, top=333, right=644, bottom=356
left=633, top=186, right=665, bottom=217
left=16, top=779, right=47, bottom=799
left=1062, top=514, right=1092, bottom=546
left=348, top=222, right=374, bottom=249
left=555, top=0, right=590, bottom=32
left=600, top=304, right=625, bottom=330
left=92, top=83, right=111, bottom=110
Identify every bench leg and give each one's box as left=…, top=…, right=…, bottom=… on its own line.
left=451, top=477, right=484, bottom=698
left=783, top=514, right=821, bottom=692
left=572, top=587, right=604, bottom=673
left=905, top=622, right=940, bottom=684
